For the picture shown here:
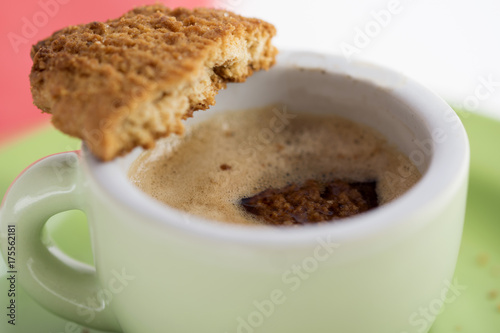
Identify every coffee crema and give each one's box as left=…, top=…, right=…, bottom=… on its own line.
left=128, top=106, right=421, bottom=226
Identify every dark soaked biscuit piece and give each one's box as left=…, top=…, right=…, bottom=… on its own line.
left=30, top=4, right=277, bottom=160
left=240, top=179, right=378, bottom=225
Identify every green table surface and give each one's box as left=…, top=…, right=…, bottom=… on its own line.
left=1, top=110, right=499, bottom=333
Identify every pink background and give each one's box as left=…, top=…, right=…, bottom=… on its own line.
left=0, top=0, right=208, bottom=145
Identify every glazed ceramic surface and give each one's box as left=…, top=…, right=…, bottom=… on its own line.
left=0, top=52, right=470, bottom=333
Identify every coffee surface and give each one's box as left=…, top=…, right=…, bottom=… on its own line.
left=128, top=106, right=421, bottom=226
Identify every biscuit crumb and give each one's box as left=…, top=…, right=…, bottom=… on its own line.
left=488, top=289, right=498, bottom=300
left=454, top=325, right=462, bottom=331
left=220, top=164, right=231, bottom=171
left=30, top=5, right=277, bottom=160
left=476, top=253, right=490, bottom=267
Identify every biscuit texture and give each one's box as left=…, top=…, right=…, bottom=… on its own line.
left=30, top=5, right=277, bottom=160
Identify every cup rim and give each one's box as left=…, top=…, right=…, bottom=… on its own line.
left=82, top=50, right=470, bottom=246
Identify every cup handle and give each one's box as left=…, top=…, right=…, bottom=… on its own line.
left=0, top=152, right=121, bottom=332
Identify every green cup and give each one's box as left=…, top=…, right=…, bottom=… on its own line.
left=0, top=51, right=469, bottom=333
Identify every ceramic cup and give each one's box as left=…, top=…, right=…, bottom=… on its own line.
left=0, top=51, right=469, bottom=333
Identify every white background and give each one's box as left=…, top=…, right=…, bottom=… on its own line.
left=222, top=0, right=500, bottom=120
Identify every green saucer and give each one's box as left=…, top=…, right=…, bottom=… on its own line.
left=1, top=110, right=499, bottom=333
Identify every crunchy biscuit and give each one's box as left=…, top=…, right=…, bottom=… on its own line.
left=30, top=5, right=277, bottom=160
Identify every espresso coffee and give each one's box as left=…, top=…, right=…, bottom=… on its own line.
left=128, top=106, right=421, bottom=226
